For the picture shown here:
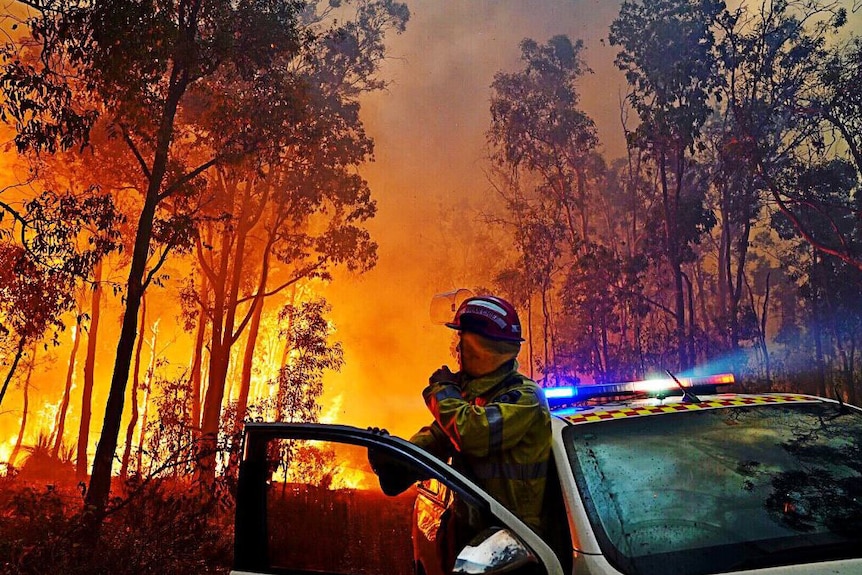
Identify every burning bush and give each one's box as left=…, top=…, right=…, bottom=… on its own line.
left=0, top=476, right=233, bottom=574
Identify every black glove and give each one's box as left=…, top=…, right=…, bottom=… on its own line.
left=430, top=365, right=458, bottom=385
left=367, top=432, right=421, bottom=496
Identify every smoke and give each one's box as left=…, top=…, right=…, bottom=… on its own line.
left=321, top=0, right=629, bottom=436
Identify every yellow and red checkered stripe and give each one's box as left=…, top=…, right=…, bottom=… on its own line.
left=562, top=394, right=816, bottom=425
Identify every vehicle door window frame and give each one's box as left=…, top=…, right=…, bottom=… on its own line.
left=234, top=422, right=563, bottom=575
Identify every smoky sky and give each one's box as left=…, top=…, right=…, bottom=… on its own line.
left=322, top=1, right=861, bottom=435
left=323, top=0, right=628, bottom=435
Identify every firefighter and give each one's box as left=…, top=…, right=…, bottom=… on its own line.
left=411, top=295, right=552, bottom=533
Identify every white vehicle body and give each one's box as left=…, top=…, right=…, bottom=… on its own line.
left=549, top=389, right=862, bottom=575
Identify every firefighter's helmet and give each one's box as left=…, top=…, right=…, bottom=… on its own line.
left=446, top=296, right=524, bottom=342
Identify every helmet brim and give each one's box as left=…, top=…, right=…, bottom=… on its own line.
left=444, top=320, right=524, bottom=342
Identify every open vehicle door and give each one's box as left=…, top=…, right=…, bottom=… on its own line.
left=232, top=423, right=564, bottom=575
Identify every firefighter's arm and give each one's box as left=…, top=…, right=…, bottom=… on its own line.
left=410, top=421, right=454, bottom=460
left=423, top=380, right=545, bottom=457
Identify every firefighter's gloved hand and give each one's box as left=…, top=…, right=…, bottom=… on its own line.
left=367, top=426, right=389, bottom=436
left=430, top=365, right=458, bottom=385
left=367, top=437, right=420, bottom=496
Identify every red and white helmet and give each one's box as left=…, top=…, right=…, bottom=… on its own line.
left=445, top=296, right=524, bottom=342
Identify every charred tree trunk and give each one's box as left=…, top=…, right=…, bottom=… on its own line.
left=812, top=251, right=828, bottom=397
left=87, top=110, right=180, bottom=519
left=235, top=295, right=264, bottom=431
left=9, top=345, right=36, bottom=467
left=78, top=260, right=103, bottom=480
left=0, top=335, right=26, bottom=408
left=54, top=317, right=82, bottom=459
left=659, top=149, right=688, bottom=371
left=121, top=293, right=146, bottom=478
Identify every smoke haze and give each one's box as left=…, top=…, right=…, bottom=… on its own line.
left=321, top=0, right=628, bottom=436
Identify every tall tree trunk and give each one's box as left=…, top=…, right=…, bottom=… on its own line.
left=658, top=150, right=688, bottom=370
left=577, top=170, right=589, bottom=246
left=684, top=272, right=696, bottom=367
left=190, top=275, right=209, bottom=436
left=121, top=293, right=147, bottom=478
left=227, top=294, right=265, bottom=473
left=137, top=320, right=158, bottom=476
left=0, top=334, right=26, bottom=408
left=848, top=338, right=857, bottom=406
left=86, top=39, right=192, bottom=514
left=200, top=341, right=231, bottom=480
left=812, top=251, right=828, bottom=397
left=197, top=214, right=234, bottom=483
left=717, top=185, right=730, bottom=346
left=235, top=295, right=264, bottom=432
left=198, top=179, right=262, bottom=483
left=54, top=317, right=82, bottom=459
left=526, top=297, right=534, bottom=380
left=233, top=231, right=275, bottom=434
left=541, top=285, right=552, bottom=384
left=730, top=220, right=752, bottom=353
left=77, top=261, right=103, bottom=480
left=9, top=345, right=36, bottom=467
left=87, top=157, right=169, bottom=513
left=759, top=273, right=772, bottom=385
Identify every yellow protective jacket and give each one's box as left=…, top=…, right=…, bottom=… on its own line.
left=411, top=359, right=552, bottom=532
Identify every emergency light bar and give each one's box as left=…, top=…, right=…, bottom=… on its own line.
left=545, top=373, right=735, bottom=409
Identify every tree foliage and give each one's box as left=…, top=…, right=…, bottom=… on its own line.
left=0, top=0, right=406, bottom=521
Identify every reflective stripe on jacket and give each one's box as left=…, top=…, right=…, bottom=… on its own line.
left=411, top=360, right=551, bottom=532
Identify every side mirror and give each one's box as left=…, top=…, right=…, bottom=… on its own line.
left=452, top=528, right=538, bottom=574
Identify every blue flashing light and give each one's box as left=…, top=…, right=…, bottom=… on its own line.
left=545, top=387, right=577, bottom=399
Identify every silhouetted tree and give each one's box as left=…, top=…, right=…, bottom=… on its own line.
left=610, top=0, right=724, bottom=370
left=0, top=0, right=339, bottom=518
left=190, top=0, right=407, bottom=483
left=487, top=35, right=599, bottom=383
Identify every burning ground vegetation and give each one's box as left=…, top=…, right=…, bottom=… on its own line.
left=0, top=471, right=234, bottom=575
left=0, top=437, right=414, bottom=574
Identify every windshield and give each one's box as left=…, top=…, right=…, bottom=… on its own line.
left=563, top=401, right=862, bottom=575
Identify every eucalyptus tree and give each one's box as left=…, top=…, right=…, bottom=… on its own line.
left=772, top=158, right=861, bottom=401
left=184, top=0, right=406, bottom=481
left=820, top=36, right=862, bottom=176
left=489, top=35, right=599, bottom=248
left=0, top=190, right=118, bottom=408
left=783, top=29, right=862, bottom=271
left=609, top=0, right=725, bottom=370
left=712, top=2, right=855, bottom=269
left=487, top=35, right=600, bottom=381
left=0, top=242, right=70, bottom=406
left=0, top=0, right=319, bottom=520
